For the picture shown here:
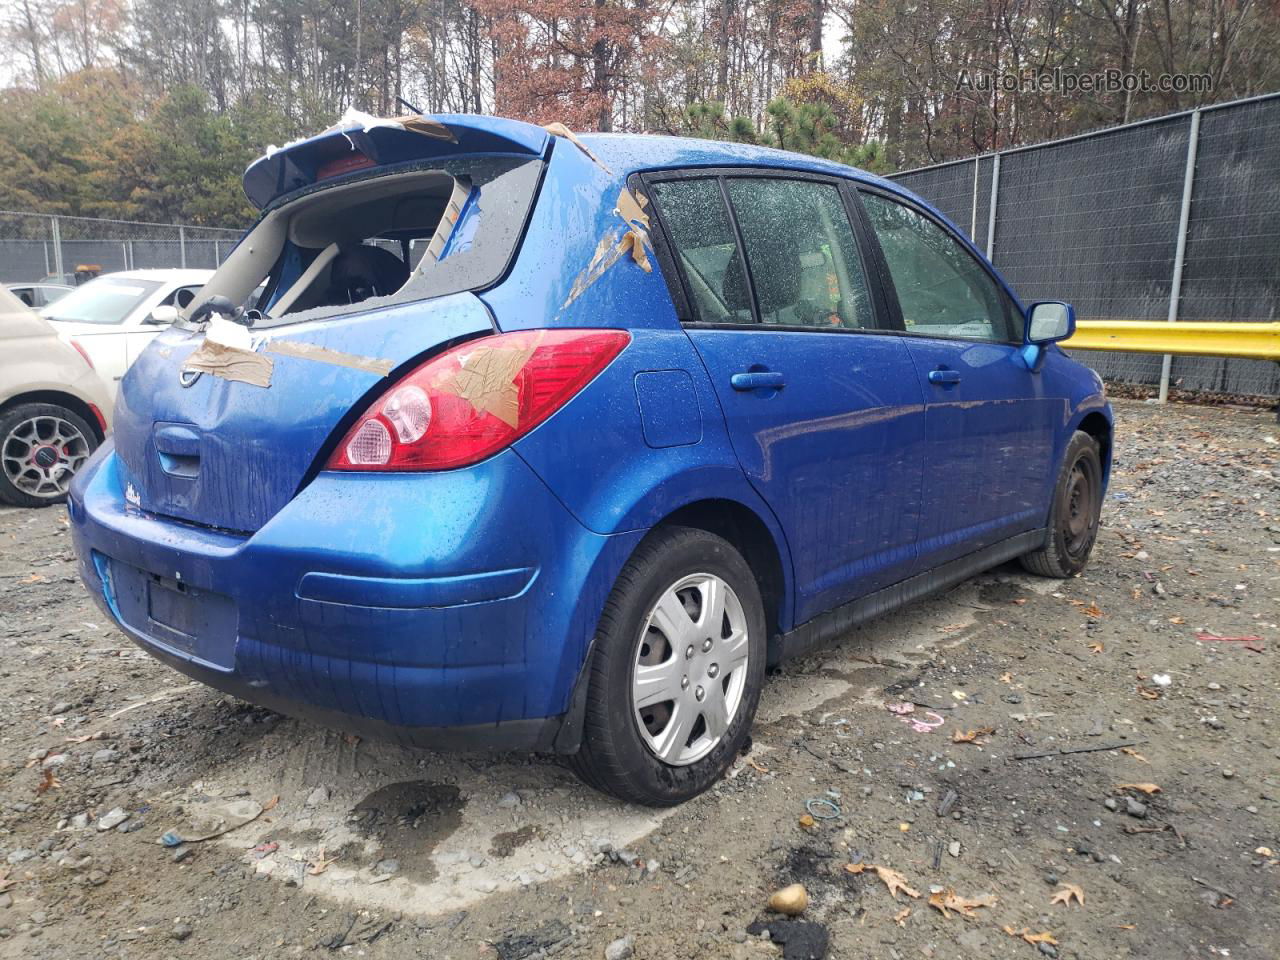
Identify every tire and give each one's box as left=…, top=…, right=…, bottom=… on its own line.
left=568, top=526, right=767, bottom=805
left=0, top=402, right=99, bottom=508
left=1021, top=430, right=1103, bottom=578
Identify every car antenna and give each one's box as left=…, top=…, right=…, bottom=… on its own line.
left=396, top=96, right=424, bottom=115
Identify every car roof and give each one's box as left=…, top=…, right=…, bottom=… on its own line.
left=577, top=131, right=900, bottom=191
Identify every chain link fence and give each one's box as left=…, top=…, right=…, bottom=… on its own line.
left=892, top=92, right=1280, bottom=399
left=0, top=211, right=243, bottom=287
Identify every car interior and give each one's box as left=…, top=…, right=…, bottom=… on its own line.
left=187, top=169, right=471, bottom=327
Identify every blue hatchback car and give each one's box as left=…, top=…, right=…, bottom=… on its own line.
left=68, top=114, right=1111, bottom=805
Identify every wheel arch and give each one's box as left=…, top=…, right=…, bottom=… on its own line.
left=1075, top=409, right=1113, bottom=488
left=1, top=390, right=107, bottom=442
left=649, top=498, right=792, bottom=660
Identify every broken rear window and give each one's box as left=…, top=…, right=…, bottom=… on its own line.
left=193, top=156, right=542, bottom=329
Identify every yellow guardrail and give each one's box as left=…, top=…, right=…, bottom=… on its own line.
left=1063, top=321, right=1280, bottom=361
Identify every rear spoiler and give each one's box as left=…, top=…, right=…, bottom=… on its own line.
left=242, top=111, right=551, bottom=209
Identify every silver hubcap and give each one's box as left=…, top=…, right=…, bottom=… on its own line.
left=632, top=572, right=750, bottom=766
left=2, top=415, right=90, bottom=499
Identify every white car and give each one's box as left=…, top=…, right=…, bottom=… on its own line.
left=40, top=269, right=214, bottom=394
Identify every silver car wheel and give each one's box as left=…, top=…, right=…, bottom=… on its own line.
left=631, top=572, right=750, bottom=766
left=1, top=414, right=91, bottom=500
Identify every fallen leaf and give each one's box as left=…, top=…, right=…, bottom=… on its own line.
left=64, top=731, right=107, bottom=744
left=1120, top=747, right=1149, bottom=763
left=893, top=906, right=911, bottom=926
left=1003, top=926, right=1059, bottom=947
left=1169, top=616, right=1186, bottom=625
left=21, top=574, right=47, bottom=584
left=1116, top=923, right=1136, bottom=930
left=747, top=758, right=769, bottom=774
left=845, top=863, right=921, bottom=900
left=1116, top=783, right=1161, bottom=795
left=1136, top=685, right=1161, bottom=700
left=929, top=888, right=997, bottom=918
left=37, top=768, right=60, bottom=795
left=952, top=726, right=995, bottom=744
left=1083, top=603, right=1104, bottom=618
left=307, top=848, right=338, bottom=876
left=1050, top=882, right=1086, bottom=907
left=1088, top=642, right=1105, bottom=654
left=262, top=795, right=279, bottom=812
left=24, top=748, right=52, bottom=769
left=0, top=869, right=14, bottom=893
left=798, top=814, right=816, bottom=831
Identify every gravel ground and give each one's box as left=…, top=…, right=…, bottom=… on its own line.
left=1, top=397, right=1277, bottom=960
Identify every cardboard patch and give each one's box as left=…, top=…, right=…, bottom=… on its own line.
left=560, top=188, right=654, bottom=311
left=266, top=340, right=394, bottom=377
left=543, top=122, right=613, bottom=174
left=183, top=340, right=273, bottom=388
left=394, top=115, right=457, bottom=142
left=436, top=341, right=538, bottom=428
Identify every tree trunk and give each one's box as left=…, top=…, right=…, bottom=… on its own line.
left=593, top=0, right=611, bottom=130
left=809, top=0, right=825, bottom=71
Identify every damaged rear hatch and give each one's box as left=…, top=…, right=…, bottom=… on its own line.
left=112, top=113, right=549, bottom=533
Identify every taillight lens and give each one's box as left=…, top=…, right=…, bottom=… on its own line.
left=70, top=338, right=95, bottom=369
left=328, top=329, right=630, bottom=471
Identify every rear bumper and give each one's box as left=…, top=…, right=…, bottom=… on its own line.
left=68, top=443, right=640, bottom=749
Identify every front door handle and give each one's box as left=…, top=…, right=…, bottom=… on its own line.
left=731, top=371, right=785, bottom=391
left=927, top=368, right=962, bottom=385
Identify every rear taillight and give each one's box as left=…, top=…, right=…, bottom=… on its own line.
left=327, top=329, right=630, bottom=471
left=70, top=338, right=95, bottom=369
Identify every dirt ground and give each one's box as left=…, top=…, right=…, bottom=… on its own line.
left=1, top=397, right=1277, bottom=960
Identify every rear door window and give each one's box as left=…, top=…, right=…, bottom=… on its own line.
left=649, top=178, right=752, bottom=324
left=724, top=178, right=875, bottom=329
left=650, top=175, right=879, bottom=330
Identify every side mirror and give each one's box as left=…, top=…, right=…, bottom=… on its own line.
left=146, top=305, right=178, bottom=325
left=1025, top=301, right=1076, bottom=344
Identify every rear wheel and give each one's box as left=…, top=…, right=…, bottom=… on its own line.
left=1021, top=430, right=1103, bottom=578
left=0, top=403, right=99, bottom=508
left=568, top=526, right=766, bottom=805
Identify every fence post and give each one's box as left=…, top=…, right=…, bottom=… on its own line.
left=985, top=152, right=1000, bottom=259
left=179, top=225, right=187, bottom=268
left=213, top=239, right=220, bottom=266
left=127, top=239, right=135, bottom=271
left=970, top=157, right=980, bottom=241
left=50, top=216, right=64, bottom=281
left=1158, top=108, right=1201, bottom=403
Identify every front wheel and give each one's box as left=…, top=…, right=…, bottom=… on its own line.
left=1021, top=430, right=1103, bottom=578
left=568, top=526, right=767, bottom=806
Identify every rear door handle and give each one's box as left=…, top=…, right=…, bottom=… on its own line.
left=927, top=368, right=961, bottom=385
left=730, top=371, right=785, bottom=391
